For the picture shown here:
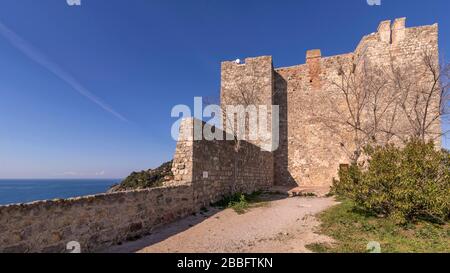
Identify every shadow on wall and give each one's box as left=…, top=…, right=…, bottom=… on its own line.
left=185, top=120, right=276, bottom=210
left=274, top=72, right=297, bottom=187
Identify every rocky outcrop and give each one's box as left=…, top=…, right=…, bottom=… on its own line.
left=108, top=161, right=174, bottom=192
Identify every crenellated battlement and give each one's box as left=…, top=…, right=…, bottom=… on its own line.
left=0, top=18, right=441, bottom=253
left=221, top=18, right=441, bottom=187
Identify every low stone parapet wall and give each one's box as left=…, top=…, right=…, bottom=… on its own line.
left=0, top=184, right=193, bottom=253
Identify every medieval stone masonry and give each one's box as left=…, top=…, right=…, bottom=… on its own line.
left=221, top=17, right=441, bottom=187
left=0, top=18, right=441, bottom=253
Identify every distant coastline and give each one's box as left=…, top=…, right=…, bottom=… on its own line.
left=0, top=179, right=121, bottom=206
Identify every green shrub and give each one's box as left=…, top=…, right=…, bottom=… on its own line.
left=332, top=139, right=450, bottom=224
left=227, top=194, right=249, bottom=214
left=213, top=191, right=265, bottom=214
left=331, top=164, right=363, bottom=200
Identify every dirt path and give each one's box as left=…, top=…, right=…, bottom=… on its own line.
left=105, top=195, right=337, bottom=253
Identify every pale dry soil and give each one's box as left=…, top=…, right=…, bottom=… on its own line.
left=105, top=195, right=337, bottom=253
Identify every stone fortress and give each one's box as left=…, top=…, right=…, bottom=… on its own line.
left=0, top=18, right=442, bottom=252
left=218, top=17, right=441, bottom=188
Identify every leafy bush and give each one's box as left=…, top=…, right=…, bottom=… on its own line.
left=332, top=140, right=450, bottom=224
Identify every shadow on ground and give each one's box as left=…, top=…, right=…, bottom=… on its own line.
left=101, top=191, right=290, bottom=253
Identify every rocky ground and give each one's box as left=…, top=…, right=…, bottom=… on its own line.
left=104, top=194, right=338, bottom=253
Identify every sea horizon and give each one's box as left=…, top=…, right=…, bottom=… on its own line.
left=0, top=178, right=122, bottom=206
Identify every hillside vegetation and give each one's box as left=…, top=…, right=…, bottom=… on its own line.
left=109, top=161, right=174, bottom=192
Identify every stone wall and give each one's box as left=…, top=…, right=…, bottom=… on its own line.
left=354, top=19, right=441, bottom=147
left=216, top=18, right=441, bottom=188
left=0, top=18, right=441, bottom=253
left=0, top=118, right=273, bottom=253
left=269, top=18, right=441, bottom=187
left=0, top=184, right=194, bottom=253
left=172, top=118, right=274, bottom=210
left=221, top=56, right=277, bottom=152
left=274, top=53, right=355, bottom=187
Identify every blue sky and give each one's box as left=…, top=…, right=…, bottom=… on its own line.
left=0, top=0, right=448, bottom=179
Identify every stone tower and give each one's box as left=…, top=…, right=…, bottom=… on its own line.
left=220, top=18, right=441, bottom=187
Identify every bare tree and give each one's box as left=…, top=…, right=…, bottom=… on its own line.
left=316, top=50, right=449, bottom=164
left=315, top=58, right=397, bottom=163
left=389, top=50, right=450, bottom=142
left=221, top=73, right=263, bottom=193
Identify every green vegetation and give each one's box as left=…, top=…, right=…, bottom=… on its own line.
left=227, top=194, right=249, bottom=214
left=109, top=160, right=174, bottom=192
left=213, top=191, right=269, bottom=214
left=309, top=140, right=450, bottom=253
left=296, top=192, right=317, bottom=197
left=332, top=140, right=450, bottom=225
left=307, top=199, right=450, bottom=253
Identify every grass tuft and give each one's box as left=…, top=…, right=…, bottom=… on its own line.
left=213, top=191, right=268, bottom=214
left=307, top=199, right=450, bottom=253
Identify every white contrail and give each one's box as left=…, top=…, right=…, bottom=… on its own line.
left=0, top=21, right=128, bottom=122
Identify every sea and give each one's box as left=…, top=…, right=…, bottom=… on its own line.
left=0, top=179, right=121, bottom=206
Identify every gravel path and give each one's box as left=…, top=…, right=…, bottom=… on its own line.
left=105, top=195, right=337, bottom=253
